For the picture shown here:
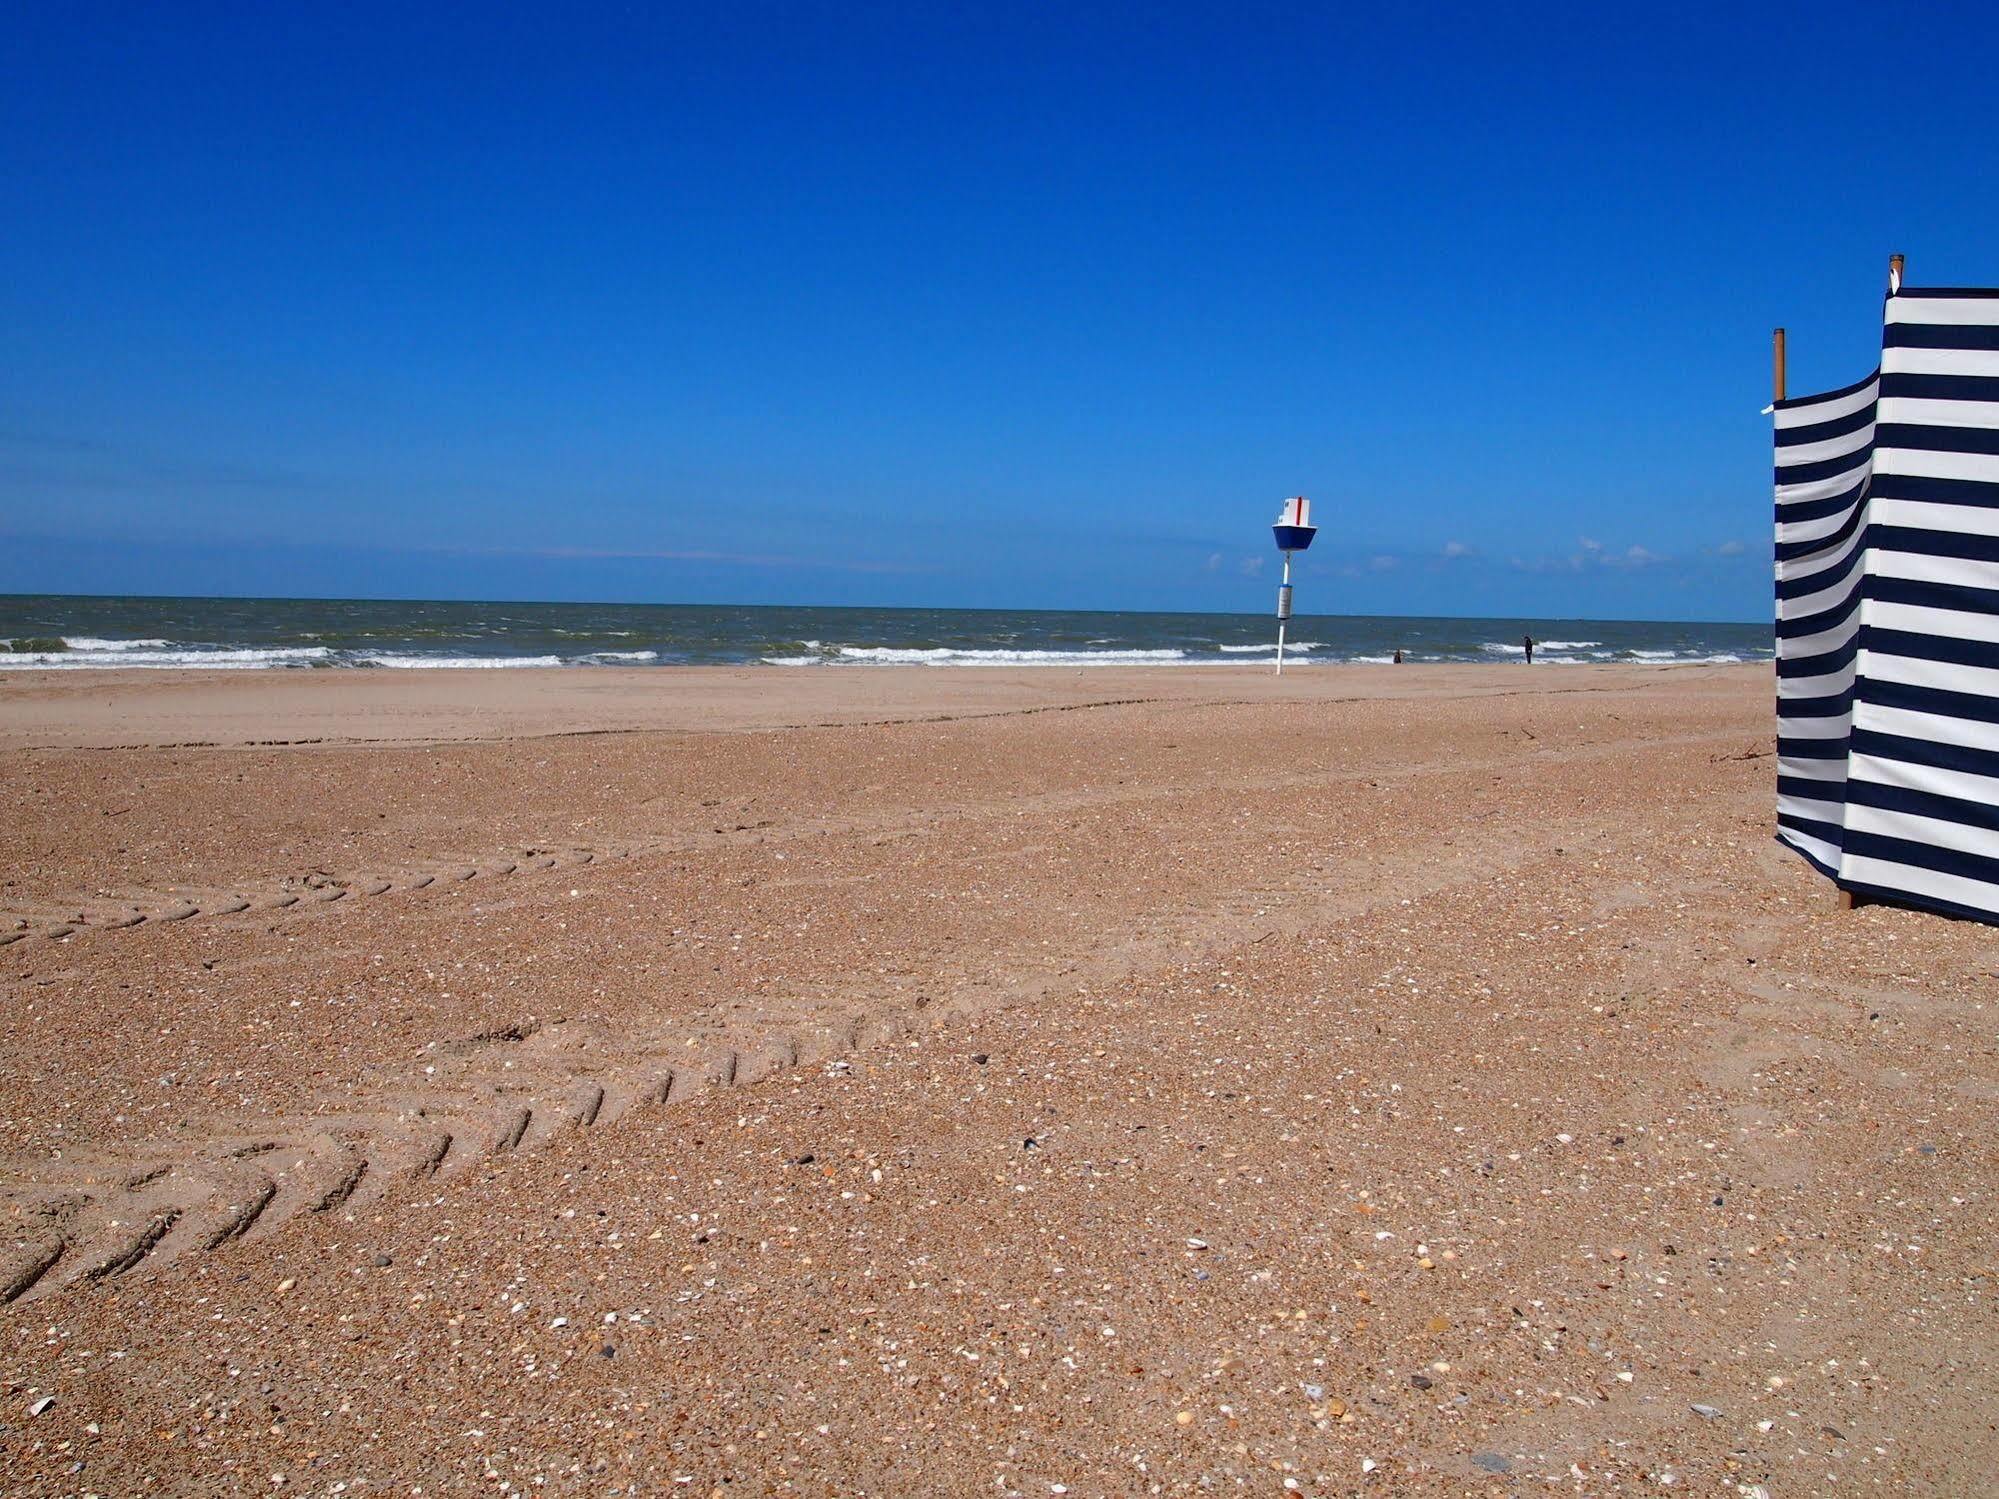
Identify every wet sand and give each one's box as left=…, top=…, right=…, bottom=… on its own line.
left=2, top=663, right=1995, bottom=1495
left=0, top=661, right=1730, bottom=751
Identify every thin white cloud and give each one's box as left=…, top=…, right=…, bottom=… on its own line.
left=1508, top=537, right=1675, bottom=573
left=463, top=544, right=928, bottom=575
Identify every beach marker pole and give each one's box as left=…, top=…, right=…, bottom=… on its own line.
left=1772, top=327, right=1786, bottom=404
left=1271, top=496, right=1317, bottom=676
left=1276, top=550, right=1293, bottom=674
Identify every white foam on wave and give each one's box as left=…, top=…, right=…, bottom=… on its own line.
left=1547, top=649, right=1757, bottom=666
left=580, top=649, right=659, bottom=663
left=1218, top=641, right=1323, bottom=653
left=1626, top=651, right=1748, bottom=665
left=0, top=645, right=331, bottom=670
left=1483, top=639, right=1601, bottom=656
left=358, top=653, right=564, bottom=669
left=62, top=636, right=172, bottom=650
left=760, top=654, right=824, bottom=666
left=834, top=645, right=1189, bottom=666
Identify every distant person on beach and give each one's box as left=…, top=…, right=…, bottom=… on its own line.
left=1523, top=634, right=1535, bottom=664
left=1393, top=648, right=1403, bottom=664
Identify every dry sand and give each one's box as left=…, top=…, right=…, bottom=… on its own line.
left=1, top=663, right=1994, bottom=1495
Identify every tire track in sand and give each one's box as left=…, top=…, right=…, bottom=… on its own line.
left=0, top=796, right=1640, bottom=1309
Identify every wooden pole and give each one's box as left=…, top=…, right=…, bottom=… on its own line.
left=1889, top=253, right=1905, bottom=294
left=1773, top=328, right=1787, bottom=403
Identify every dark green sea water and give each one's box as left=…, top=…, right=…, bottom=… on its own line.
left=0, top=595, right=1772, bottom=670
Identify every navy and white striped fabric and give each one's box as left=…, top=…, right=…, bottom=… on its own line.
left=1775, top=286, right=1999, bottom=924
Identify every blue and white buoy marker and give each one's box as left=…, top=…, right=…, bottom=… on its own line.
left=1271, top=496, right=1317, bottom=675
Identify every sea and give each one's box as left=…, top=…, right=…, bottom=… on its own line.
left=0, top=595, right=1772, bottom=670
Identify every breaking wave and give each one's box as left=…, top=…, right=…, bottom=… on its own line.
left=833, top=646, right=1190, bottom=666
left=356, top=654, right=566, bottom=669
left=0, top=644, right=332, bottom=670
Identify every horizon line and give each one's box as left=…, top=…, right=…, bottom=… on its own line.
left=0, top=588, right=1770, bottom=629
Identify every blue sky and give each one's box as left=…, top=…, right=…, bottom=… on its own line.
left=5, top=2, right=1997, bottom=622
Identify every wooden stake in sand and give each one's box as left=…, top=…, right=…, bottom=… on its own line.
left=1825, top=254, right=1911, bottom=915
left=1831, top=255, right=1907, bottom=913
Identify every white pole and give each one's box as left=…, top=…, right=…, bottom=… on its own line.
left=1275, top=550, right=1292, bottom=676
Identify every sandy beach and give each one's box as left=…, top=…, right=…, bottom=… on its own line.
left=2, top=662, right=1994, bottom=1495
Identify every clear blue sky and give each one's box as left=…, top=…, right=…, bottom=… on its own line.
left=5, top=2, right=1997, bottom=622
